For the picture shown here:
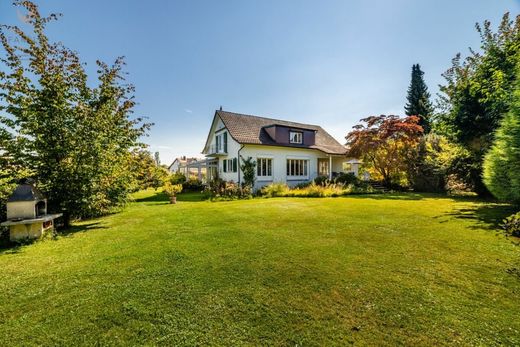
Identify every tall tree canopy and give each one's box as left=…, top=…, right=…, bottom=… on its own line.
left=483, top=61, right=520, bottom=203
left=0, top=1, right=151, bottom=225
left=346, top=115, right=423, bottom=187
left=437, top=13, right=520, bottom=195
left=404, top=64, right=433, bottom=133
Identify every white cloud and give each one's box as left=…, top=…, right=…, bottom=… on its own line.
left=184, top=109, right=193, bottom=113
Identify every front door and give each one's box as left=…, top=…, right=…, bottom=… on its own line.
left=318, top=159, right=330, bottom=177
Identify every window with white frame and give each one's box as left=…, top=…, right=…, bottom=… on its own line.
left=256, top=158, right=272, bottom=178
left=286, top=159, right=308, bottom=178
left=289, top=131, right=303, bottom=144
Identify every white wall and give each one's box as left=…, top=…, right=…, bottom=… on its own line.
left=240, top=145, right=348, bottom=189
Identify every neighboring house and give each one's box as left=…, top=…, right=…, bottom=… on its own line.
left=202, top=110, right=360, bottom=189
left=168, top=156, right=206, bottom=179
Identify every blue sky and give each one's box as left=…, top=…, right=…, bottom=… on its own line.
left=1, top=0, right=519, bottom=164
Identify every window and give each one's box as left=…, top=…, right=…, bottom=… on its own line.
left=215, top=132, right=228, bottom=153
left=286, top=159, right=308, bottom=177
left=222, top=158, right=237, bottom=173
left=289, top=131, right=303, bottom=144
left=318, top=159, right=330, bottom=176
left=256, top=158, right=272, bottom=178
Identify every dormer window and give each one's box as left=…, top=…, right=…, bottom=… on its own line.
left=289, top=131, right=303, bottom=144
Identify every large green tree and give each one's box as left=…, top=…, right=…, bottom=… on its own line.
left=404, top=64, right=433, bottom=133
left=437, top=13, right=520, bottom=195
left=0, top=1, right=151, bottom=225
left=483, top=61, right=520, bottom=203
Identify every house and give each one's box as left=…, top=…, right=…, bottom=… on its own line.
left=202, top=110, right=360, bottom=189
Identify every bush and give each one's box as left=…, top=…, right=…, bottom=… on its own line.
left=182, top=177, right=204, bottom=192
left=313, top=176, right=329, bottom=186
left=261, top=182, right=290, bottom=197
left=205, top=179, right=252, bottom=200
left=163, top=182, right=183, bottom=197
left=169, top=173, right=187, bottom=185
left=260, top=181, right=373, bottom=198
left=503, top=212, right=520, bottom=238
left=334, top=172, right=359, bottom=186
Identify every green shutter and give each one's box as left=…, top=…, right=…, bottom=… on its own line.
left=223, top=159, right=227, bottom=172
left=233, top=158, right=237, bottom=172
left=224, top=132, right=228, bottom=153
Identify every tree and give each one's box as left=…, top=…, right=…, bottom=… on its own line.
left=483, top=62, right=520, bottom=203
left=154, top=152, right=160, bottom=166
left=0, top=1, right=151, bottom=225
left=405, top=64, right=433, bottom=133
left=407, top=134, right=468, bottom=192
left=130, top=150, right=169, bottom=190
left=346, top=115, right=423, bottom=187
left=437, top=13, right=520, bottom=195
left=239, top=156, right=256, bottom=189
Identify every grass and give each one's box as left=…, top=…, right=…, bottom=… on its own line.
left=0, top=190, right=519, bottom=346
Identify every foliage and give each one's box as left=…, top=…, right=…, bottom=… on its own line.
left=205, top=179, right=252, bottom=200
left=334, top=172, right=360, bottom=186
left=437, top=13, right=520, bottom=195
left=261, top=181, right=372, bottom=198
left=239, top=156, right=256, bottom=189
left=0, top=2, right=151, bottom=225
left=169, top=172, right=187, bottom=185
left=182, top=177, right=204, bottom=192
left=407, top=134, right=468, bottom=192
left=483, top=61, right=520, bottom=203
left=131, top=150, right=169, bottom=191
left=502, top=212, right=520, bottom=237
left=313, top=176, right=329, bottom=186
left=162, top=182, right=182, bottom=197
left=405, top=64, right=433, bottom=133
left=346, top=115, right=423, bottom=187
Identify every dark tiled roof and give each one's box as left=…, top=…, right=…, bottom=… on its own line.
left=8, top=184, right=45, bottom=202
left=216, top=110, right=347, bottom=155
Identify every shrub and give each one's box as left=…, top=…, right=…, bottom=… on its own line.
left=205, top=179, right=252, bottom=200
left=334, top=172, right=359, bottom=186
left=170, top=173, right=187, bottom=185
left=261, top=183, right=290, bottom=197
left=503, top=212, right=520, bottom=238
left=260, top=181, right=373, bottom=198
left=163, top=182, right=183, bottom=197
left=313, top=176, right=329, bottom=186
left=182, top=177, right=204, bottom=192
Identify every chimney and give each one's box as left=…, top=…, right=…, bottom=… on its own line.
left=219, top=106, right=223, bottom=111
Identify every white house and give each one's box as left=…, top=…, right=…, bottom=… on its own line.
left=202, top=110, right=360, bottom=189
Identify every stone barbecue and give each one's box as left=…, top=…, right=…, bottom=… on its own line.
left=1, top=182, right=62, bottom=241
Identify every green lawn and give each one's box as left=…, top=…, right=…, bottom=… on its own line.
left=0, top=190, right=519, bottom=346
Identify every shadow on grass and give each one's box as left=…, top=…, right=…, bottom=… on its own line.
left=0, top=222, right=106, bottom=254
left=135, top=191, right=207, bottom=204
left=441, top=202, right=518, bottom=231
left=59, top=222, right=107, bottom=237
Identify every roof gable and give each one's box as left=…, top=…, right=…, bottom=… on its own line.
left=214, top=110, right=347, bottom=155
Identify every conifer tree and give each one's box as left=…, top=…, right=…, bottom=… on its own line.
left=483, top=62, right=520, bottom=203
left=405, top=64, right=433, bottom=133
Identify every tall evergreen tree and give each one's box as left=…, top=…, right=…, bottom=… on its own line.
left=483, top=61, right=520, bottom=204
left=404, top=64, right=433, bottom=133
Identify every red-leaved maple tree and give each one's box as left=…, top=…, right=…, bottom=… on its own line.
left=346, top=115, right=423, bottom=187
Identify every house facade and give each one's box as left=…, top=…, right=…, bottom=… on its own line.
left=202, top=110, right=359, bottom=189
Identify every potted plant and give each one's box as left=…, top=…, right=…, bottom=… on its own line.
left=163, top=182, right=183, bottom=204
